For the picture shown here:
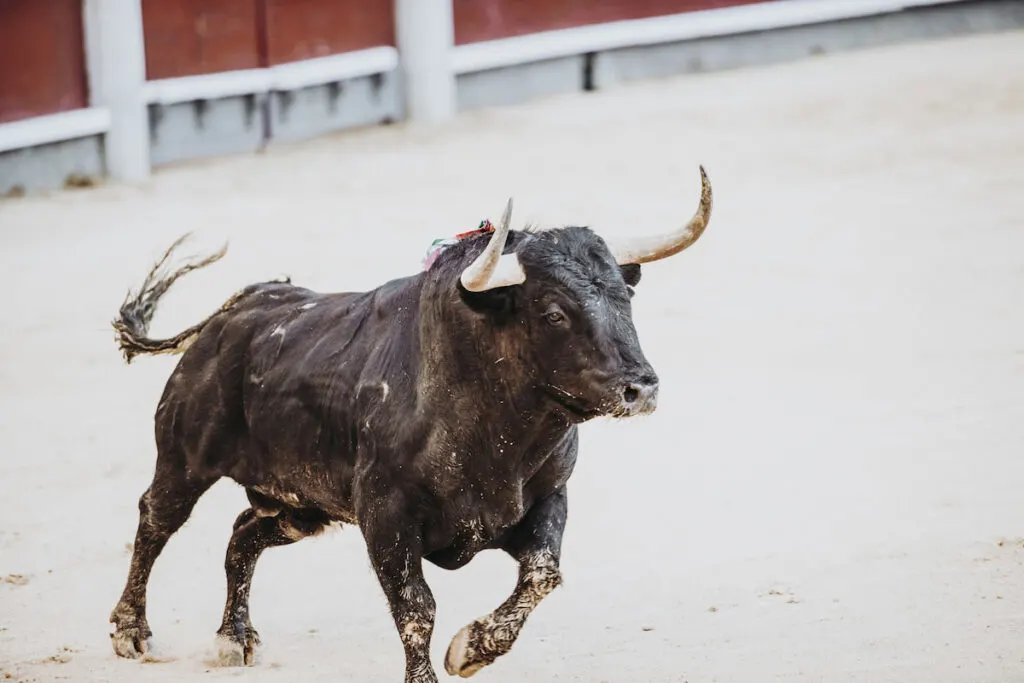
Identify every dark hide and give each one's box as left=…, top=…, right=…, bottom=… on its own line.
left=109, top=226, right=659, bottom=682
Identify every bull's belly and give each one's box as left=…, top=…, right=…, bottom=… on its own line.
left=245, top=482, right=359, bottom=524
left=234, top=458, right=358, bottom=524
left=425, top=546, right=482, bottom=571
left=421, top=492, right=531, bottom=570
left=423, top=525, right=509, bottom=570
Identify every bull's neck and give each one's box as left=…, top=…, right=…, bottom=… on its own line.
left=416, top=298, right=573, bottom=461
left=419, top=326, right=542, bottom=416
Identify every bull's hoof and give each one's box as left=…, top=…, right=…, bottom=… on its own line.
left=110, top=623, right=153, bottom=660
left=213, top=628, right=260, bottom=667
left=444, top=624, right=488, bottom=678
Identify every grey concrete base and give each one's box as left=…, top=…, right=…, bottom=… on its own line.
left=269, top=72, right=400, bottom=145
left=147, top=72, right=400, bottom=166
left=456, top=55, right=584, bottom=112
left=0, top=135, right=105, bottom=196
left=594, top=0, right=1024, bottom=88
left=148, top=95, right=266, bottom=167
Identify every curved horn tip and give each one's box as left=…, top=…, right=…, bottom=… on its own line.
left=696, top=165, right=713, bottom=220
left=499, top=197, right=514, bottom=231
left=698, top=165, right=711, bottom=196
left=606, top=164, right=714, bottom=266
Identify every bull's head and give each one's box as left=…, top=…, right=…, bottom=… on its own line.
left=456, top=167, right=713, bottom=422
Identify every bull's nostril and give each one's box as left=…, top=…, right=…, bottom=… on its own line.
left=623, top=386, right=640, bottom=404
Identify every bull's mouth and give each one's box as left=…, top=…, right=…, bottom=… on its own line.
left=542, top=384, right=605, bottom=421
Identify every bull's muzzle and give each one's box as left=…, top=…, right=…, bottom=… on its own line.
left=617, top=375, right=659, bottom=417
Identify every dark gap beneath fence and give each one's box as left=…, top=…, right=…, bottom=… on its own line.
left=582, top=52, right=596, bottom=92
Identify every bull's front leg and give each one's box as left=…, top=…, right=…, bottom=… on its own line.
left=445, top=487, right=567, bottom=678
left=361, top=504, right=439, bottom=683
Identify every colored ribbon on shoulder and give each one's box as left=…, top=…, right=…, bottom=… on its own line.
left=423, top=219, right=496, bottom=271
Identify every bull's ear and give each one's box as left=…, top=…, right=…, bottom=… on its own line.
left=458, top=281, right=517, bottom=317
left=620, top=263, right=642, bottom=287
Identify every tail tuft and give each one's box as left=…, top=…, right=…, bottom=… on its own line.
left=112, top=234, right=228, bottom=363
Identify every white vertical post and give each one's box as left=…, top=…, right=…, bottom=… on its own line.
left=83, top=0, right=150, bottom=182
left=394, top=0, right=457, bottom=124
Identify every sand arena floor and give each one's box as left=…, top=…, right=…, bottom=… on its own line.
left=1, top=29, right=1023, bottom=683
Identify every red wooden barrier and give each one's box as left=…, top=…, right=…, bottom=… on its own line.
left=142, top=0, right=262, bottom=80
left=0, top=0, right=87, bottom=124
left=453, top=0, right=771, bottom=45
left=141, top=0, right=395, bottom=80
left=0, top=0, right=776, bottom=124
left=263, top=0, right=395, bottom=66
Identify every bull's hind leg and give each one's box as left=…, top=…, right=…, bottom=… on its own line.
left=110, top=467, right=217, bottom=658
left=445, top=488, right=567, bottom=678
left=215, top=496, right=328, bottom=666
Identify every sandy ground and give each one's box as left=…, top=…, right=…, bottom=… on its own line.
left=2, top=29, right=1024, bottom=683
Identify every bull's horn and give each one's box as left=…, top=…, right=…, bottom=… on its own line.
left=459, top=198, right=526, bottom=292
left=608, top=166, right=713, bottom=265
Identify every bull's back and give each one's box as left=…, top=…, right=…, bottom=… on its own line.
left=156, top=275, right=423, bottom=517
left=242, top=282, right=417, bottom=512
left=154, top=283, right=351, bottom=482
left=240, top=286, right=372, bottom=453
left=236, top=276, right=425, bottom=513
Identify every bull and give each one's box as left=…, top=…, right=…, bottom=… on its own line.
left=108, top=167, right=713, bottom=682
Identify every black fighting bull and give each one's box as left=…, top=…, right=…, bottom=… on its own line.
left=108, top=168, right=713, bottom=682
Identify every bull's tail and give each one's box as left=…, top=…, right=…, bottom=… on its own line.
left=112, top=233, right=231, bottom=364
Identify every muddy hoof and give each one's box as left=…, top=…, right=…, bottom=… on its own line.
left=214, top=628, right=260, bottom=667
left=444, top=623, right=488, bottom=678
left=110, top=623, right=153, bottom=660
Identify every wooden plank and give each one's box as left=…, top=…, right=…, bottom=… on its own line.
left=453, top=0, right=772, bottom=45
left=0, top=0, right=87, bottom=124
left=142, top=0, right=262, bottom=80
left=262, top=0, right=395, bottom=66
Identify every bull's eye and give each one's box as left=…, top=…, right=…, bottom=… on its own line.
left=544, top=309, right=567, bottom=326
